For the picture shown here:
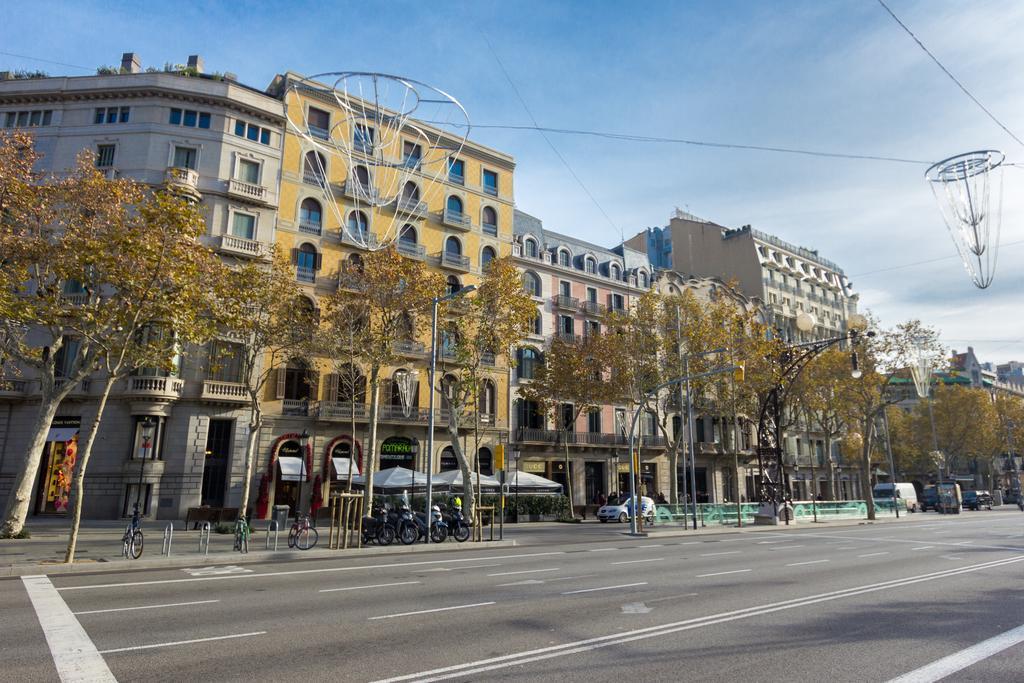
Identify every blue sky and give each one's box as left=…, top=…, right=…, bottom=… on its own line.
left=4, top=0, right=1024, bottom=364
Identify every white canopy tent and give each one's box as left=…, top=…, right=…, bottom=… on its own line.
left=351, top=466, right=429, bottom=493
left=432, top=469, right=502, bottom=492
left=504, top=471, right=563, bottom=494
left=277, top=456, right=307, bottom=482
left=331, top=457, right=360, bottom=480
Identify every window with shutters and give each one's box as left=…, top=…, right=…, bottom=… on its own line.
left=293, top=243, right=319, bottom=283
left=206, top=340, right=244, bottom=383
left=95, top=144, right=116, bottom=168
left=236, top=158, right=260, bottom=184
left=231, top=212, right=256, bottom=240
left=307, top=107, right=330, bottom=139
left=402, top=141, right=422, bottom=169
left=588, top=409, right=601, bottom=434
left=282, top=359, right=317, bottom=401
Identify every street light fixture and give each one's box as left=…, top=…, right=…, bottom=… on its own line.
left=424, top=284, right=477, bottom=542
left=910, top=336, right=943, bottom=483
left=134, top=416, right=157, bottom=515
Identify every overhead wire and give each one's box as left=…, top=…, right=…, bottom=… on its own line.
left=875, top=0, right=1024, bottom=149
left=0, top=50, right=93, bottom=72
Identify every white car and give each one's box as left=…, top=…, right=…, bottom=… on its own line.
left=597, top=496, right=655, bottom=523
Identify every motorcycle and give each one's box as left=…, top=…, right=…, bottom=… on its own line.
left=442, top=505, right=471, bottom=543
left=414, top=505, right=449, bottom=543
left=393, top=502, right=418, bottom=545
left=361, top=504, right=396, bottom=546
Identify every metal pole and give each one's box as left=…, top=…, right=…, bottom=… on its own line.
left=685, top=356, right=698, bottom=530
left=135, top=420, right=153, bottom=515
left=676, top=307, right=687, bottom=529
left=927, top=396, right=940, bottom=481
left=424, top=297, right=439, bottom=543
left=628, top=404, right=639, bottom=535
left=881, top=408, right=898, bottom=518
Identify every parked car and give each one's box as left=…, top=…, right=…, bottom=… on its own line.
left=597, top=496, right=655, bottom=523
left=936, top=482, right=962, bottom=514
left=873, top=483, right=920, bottom=512
left=962, top=490, right=993, bottom=511
left=920, top=486, right=939, bottom=512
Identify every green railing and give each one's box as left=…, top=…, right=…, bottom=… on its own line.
left=654, top=499, right=899, bottom=526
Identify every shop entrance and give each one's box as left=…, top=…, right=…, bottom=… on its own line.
left=584, top=461, right=605, bottom=504
left=678, top=466, right=709, bottom=503
left=201, top=419, right=232, bottom=507
left=33, top=417, right=80, bottom=515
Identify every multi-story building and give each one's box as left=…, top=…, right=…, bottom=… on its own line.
left=510, top=210, right=667, bottom=505
left=627, top=210, right=858, bottom=342
left=252, top=72, right=516, bottom=516
left=0, top=54, right=285, bottom=519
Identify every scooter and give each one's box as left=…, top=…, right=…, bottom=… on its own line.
left=393, top=502, right=418, bottom=545
left=442, top=505, right=471, bottom=543
left=361, top=504, right=396, bottom=546
left=414, top=505, right=448, bottom=543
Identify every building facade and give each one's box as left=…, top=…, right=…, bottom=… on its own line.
left=0, top=54, right=285, bottom=519
left=250, top=72, right=517, bottom=517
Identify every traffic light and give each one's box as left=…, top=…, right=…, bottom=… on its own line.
left=494, top=444, right=505, bottom=471
left=733, top=363, right=745, bottom=383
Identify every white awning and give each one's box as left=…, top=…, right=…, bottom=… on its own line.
left=332, top=457, right=360, bottom=479
left=46, top=427, right=79, bottom=443
left=277, top=456, right=307, bottom=482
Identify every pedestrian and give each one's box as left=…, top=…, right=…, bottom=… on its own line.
left=656, top=491, right=667, bottom=505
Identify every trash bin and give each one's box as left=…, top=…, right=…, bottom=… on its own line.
left=992, top=490, right=1003, bottom=506
left=272, top=505, right=290, bottom=531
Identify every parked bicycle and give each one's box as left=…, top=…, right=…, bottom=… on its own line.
left=233, top=516, right=250, bottom=553
left=121, top=503, right=144, bottom=559
left=288, top=511, right=319, bottom=550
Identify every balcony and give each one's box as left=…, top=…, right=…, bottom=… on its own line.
left=342, top=180, right=376, bottom=203
left=0, top=378, right=28, bottom=400
left=553, top=294, right=579, bottom=310
left=53, top=378, right=91, bottom=396
left=308, top=125, right=329, bottom=140
left=296, top=266, right=316, bottom=283
left=581, top=300, right=606, bottom=316
left=227, top=178, right=268, bottom=204
left=353, top=138, right=374, bottom=155
left=318, top=401, right=367, bottom=420
left=200, top=380, right=249, bottom=404
left=340, top=230, right=379, bottom=250
left=124, top=376, right=183, bottom=401
left=392, top=196, right=428, bottom=219
left=394, top=339, right=427, bottom=357
left=396, top=240, right=426, bottom=260
left=61, top=291, right=89, bottom=306
left=483, top=184, right=498, bottom=197
left=303, top=171, right=326, bottom=187
left=481, top=351, right=496, bottom=367
left=165, top=167, right=200, bottom=201
left=555, top=331, right=579, bottom=344
left=448, top=172, right=465, bottom=186
left=482, top=221, right=498, bottom=237
left=442, top=208, right=471, bottom=231
left=337, top=266, right=364, bottom=292
left=283, top=398, right=312, bottom=416
left=218, top=234, right=265, bottom=259
left=439, top=251, right=471, bottom=272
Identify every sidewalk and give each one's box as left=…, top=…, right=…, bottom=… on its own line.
left=637, top=510, right=930, bottom=539
left=0, top=518, right=515, bottom=578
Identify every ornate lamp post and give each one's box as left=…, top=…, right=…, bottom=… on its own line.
left=134, top=417, right=157, bottom=516
left=910, top=336, right=943, bottom=482
left=755, top=312, right=871, bottom=524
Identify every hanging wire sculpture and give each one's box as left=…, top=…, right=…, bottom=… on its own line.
left=925, top=150, right=1005, bottom=289
left=394, top=369, right=419, bottom=419
left=284, top=72, right=471, bottom=251
left=909, top=335, right=933, bottom=400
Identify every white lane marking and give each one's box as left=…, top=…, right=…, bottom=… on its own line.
left=700, top=551, right=740, bottom=557
left=182, top=565, right=253, bottom=576
left=99, top=631, right=265, bottom=654
left=888, top=622, right=1024, bottom=683
left=56, top=551, right=565, bottom=591
left=562, top=582, right=648, bottom=595
left=456, top=564, right=503, bottom=570
left=912, top=546, right=934, bottom=550
left=21, top=575, right=116, bottom=682
left=611, top=558, right=663, bottom=565
left=621, top=602, right=652, bottom=614
left=588, top=548, right=618, bottom=552
left=678, top=541, right=701, bottom=545
left=647, top=592, right=699, bottom=604
left=696, top=569, right=751, bottom=578
left=496, top=574, right=600, bottom=587
left=757, top=540, right=788, bottom=544
left=320, top=581, right=421, bottom=593
left=858, top=552, right=891, bottom=558
left=548, top=574, right=599, bottom=582
left=768, top=545, right=805, bottom=550
left=786, top=560, right=829, bottom=567
left=487, top=568, right=561, bottom=577
left=836, top=546, right=857, bottom=550
left=369, top=602, right=496, bottom=621
left=372, top=555, right=1024, bottom=683
left=940, top=555, right=964, bottom=561
left=74, top=599, right=219, bottom=615
left=636, top=544, right=663, bottom=549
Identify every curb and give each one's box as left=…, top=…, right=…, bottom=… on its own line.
left=1, top=538, right=518, bottom=578
left=637, top=515, right=925, bottom=539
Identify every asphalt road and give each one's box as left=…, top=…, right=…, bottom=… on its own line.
left=3, top=509, right=1023, bottom=682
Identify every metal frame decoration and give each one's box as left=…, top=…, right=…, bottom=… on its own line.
left=755, top=315, right=871, bottom=520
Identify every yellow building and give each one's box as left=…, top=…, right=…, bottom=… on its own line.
left=256, top=72, right=516, bottom=515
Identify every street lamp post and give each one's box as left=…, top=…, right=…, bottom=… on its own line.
left=910, top=336, right=942, bottom=483
left=424, top=284, right=476, bottom=542
left=134, top=417, right=156, bottom=516
left=512, top=448, right=521, bottom=523
left=298, top=429, right=310, bottom=515
left=681, top=347, right=727, bottom=530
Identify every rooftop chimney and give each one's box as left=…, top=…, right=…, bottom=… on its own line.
left=187, top=55, right=204, bottom=74
left=223, top=72, right=238, bottom=82
left=120, top=52, right=141, bottom=74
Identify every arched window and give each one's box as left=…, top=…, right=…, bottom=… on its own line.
left=639, top=271, right=648, bottom=288
left=299, top=198, right=322, bottom=233
left=347, top=210, right=369, bottom=237
left=440, top=446, right=458, bottom=472
left=445, top=236, right=462, bottom=256
left=523, top=271, right=541, bottom=297
left=585, top=257, right=597, bottom=274
left=353, top=164, right=370, bottom=187
left=402, top=181, right=419, bottom=200
left=481, top=206, right=498, bottom=236
left=295, top=243, right=318, bottom=282
left=524, top=239, right=537, bottom=258
left=532, top=310, right=543, bottom=335
left=477, top=447, right=493, bottom=476
left=446, top=195, right=463, bottom=216
left=303, top=151, right=326, bottom=182
left=446, top=275, right=461, bottom=296
left=399, top=224, right=417, bottom=246
left=389, top=368, right=419, bottom=410
left=440, top=373, right=458, bottom=410
left=518, top=347, right=541, bottom=380
left=347, top=253, right=363, bottom=273
left=481, top=246, right=496, bottom=269
left=610, top=263, right=621, bottom=280
left=558, top=250, right=570, bottom=267
left=479, top=380, right=496, bottom=417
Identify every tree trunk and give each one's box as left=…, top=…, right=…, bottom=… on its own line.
left=445, top=412, right=476, bottom=527
left=825, top=435, right=835, bottom=500
left=862, top=417, right=876, bottom=520
left=563, top=432, right=575, bottom=520
left=64, top=376, right=116, bottom=563
left=1, top=390, right=63, bottom=536
left=361, top=367, right=381, bottom=513
left=667, top=445, right=680, bottom=505
left=238, top=396, right=262, bottom=520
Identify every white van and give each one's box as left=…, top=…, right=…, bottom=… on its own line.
left=873, top=483, right=920, bottom=512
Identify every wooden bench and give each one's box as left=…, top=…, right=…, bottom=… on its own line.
left=185, top=506, right=239, bottom=529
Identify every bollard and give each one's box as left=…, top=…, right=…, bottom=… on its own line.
left=161, top=523, right=174, bottom=557
left=198, top=522, right=211, bottom=557
left=265, top=520, right=279, bottom=551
